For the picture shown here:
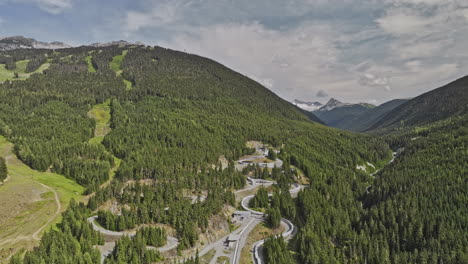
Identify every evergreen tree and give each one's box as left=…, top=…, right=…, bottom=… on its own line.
left=0, top=157, right=7, bottom=182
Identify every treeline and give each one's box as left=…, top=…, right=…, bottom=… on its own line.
left=293, top=115, right=468, bottom=264
left=137, top=226, right=167, bottom=247
left=249, top=184, right=296, bottom=229
left=0, top=47, right=127, bottom=192
left=104, top=235, right=161, bottom=264
left=25, top=54, right=47, bottom=73
left=1, top=45, right=394, bottom=263
left=10, top=199, right=103, bottom=264
left=0, top=157, right=7, bottom=182
left=358, top=116, right=468, bottom=263
left=0, top=49, right=52, bottom=68
left=263, top=236, right=294, bottom=264
left=92, top=180, right=236, bottom=250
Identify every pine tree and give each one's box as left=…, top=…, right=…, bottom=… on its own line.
left=0, top=157, right=7, bottom=182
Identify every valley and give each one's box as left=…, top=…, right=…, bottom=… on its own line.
left=0, top=42, right=466, bottom=264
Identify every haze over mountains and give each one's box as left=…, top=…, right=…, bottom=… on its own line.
left=0, top=36, right=145, bottom=51
left=294, top=76, right=467, bottom=133
left=0, top=36, right=71, bottom=51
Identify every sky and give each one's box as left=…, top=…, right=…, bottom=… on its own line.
left=1, top=0, right=468, bottom=104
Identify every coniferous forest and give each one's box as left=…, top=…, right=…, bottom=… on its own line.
left=0, top=157, right=7, bottom=182
left=0, top=44, right=466, bottom=264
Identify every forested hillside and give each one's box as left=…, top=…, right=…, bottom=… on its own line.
left=1, top=44, right=465, bottom=264
left=346, top=99, right=410, bottom=132
left=313, top=103, right=374, bottom=129
left=0, top=45, right=390, bottom=263
left=0, top=157, right=7, bottom=182
left=293, top=114, right=468, bottom=263
left=368, top=76, right=468, bottom=132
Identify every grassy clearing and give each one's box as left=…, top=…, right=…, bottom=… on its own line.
left=85, top=55, right=96, bottom=73
left=88, top=100, right=112, bottom=144
left=109, top=50, right=127, bottom=76
left=0, top=135, right=84, bottom=262
left=87, top=101, right=121, bottom=186
left=123, top=79, right=133, bottom=90
left=0, top=60, right=50, bottom=82
left=109, top=50, right=133, bottom=90
left=199, top=249, right=216, bottom=263
left=216, top=256, right=230, bottom=263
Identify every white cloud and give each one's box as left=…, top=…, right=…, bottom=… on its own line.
left=1, top=0, right=72, bottom=14
left=359, top=73, right=391, bottom=92
left=68, top=0, right=468, bottom=104
left=124, top=1, right=183, bottom=33
left=376, top=11, right=440, bottom=35
left=162, top=22, right=343, bottom=100
left=396, top=40, right=449, bottom=59
left=37, top=0, right=71, bottom=14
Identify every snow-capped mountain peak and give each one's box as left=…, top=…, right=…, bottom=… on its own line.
left=292, top=99, right=323, bottom=112
left=318, top=98, right=347, bottom=112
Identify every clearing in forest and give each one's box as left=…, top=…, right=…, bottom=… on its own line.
left=85, top=55, right=97, bottom=73
left=109, top=50, right=133, bottom=90
left=0, top=135, right=84, bottom=262
left=0, top=60, right=50, bottom=82
left=87, top=101, right=121, bottom=187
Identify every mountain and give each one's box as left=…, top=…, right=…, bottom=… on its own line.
left=1, top=41, right=466, bottom=264
left=89, top=40, right=145, bottom=48
left=0, top=36, right=145, bottom=51
left=317, top=98, right=347, bottom=112
left=313, top=98, right=376, bottom=129
left=335, top=99, right=410, bottom=132
left=0, top=36, right=71, bottom=50
left=368, top=76, right=468, bottom=132
left=0, top=43, right=391, bottom=263
left=292, top=99, right=323, bottom=111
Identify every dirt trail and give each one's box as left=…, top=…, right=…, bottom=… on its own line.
left=0, top=182, right=61, bottom=261
left=32, top=183, right=61, bottom=240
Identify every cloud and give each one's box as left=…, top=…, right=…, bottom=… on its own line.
left=161, top=22, right=342, bottom=100
left=36, top=0, right=71, bottom=14
left=359, top=73, right=391, bottom=92
left=2, top=0, right=467, bottom=104
left=0, top=0, right=72, bottom=14
left=124, top=1, right=183, bottom=33
left=376, top=11, right=439, bottom=35
left=395, top=39, right=450, bottom=59
left=316, top=89, right=329, bottom=98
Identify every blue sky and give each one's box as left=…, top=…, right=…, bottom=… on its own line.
left=1, top=0, right=468, bottom=104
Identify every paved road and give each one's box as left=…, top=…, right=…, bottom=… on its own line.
left=87, top=216, right=179, bottom=263
left=240, top=187, right=300, bottom=264
left=234, top=147, right=283, bottom=171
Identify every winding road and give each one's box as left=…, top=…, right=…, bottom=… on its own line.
left=87, top=216, right=179, bottom=263
left=240, top=187, right=301, bottom=264
left=88, top=146, right=302, bottom=264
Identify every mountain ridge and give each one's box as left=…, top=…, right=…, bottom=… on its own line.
left=0, top=36, right=147, bottom=51
left=368, top=75, right=468, bottom=132
left=292, top=99, right=323, bottom=111
left=0, top=36, right=71, bottom=50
